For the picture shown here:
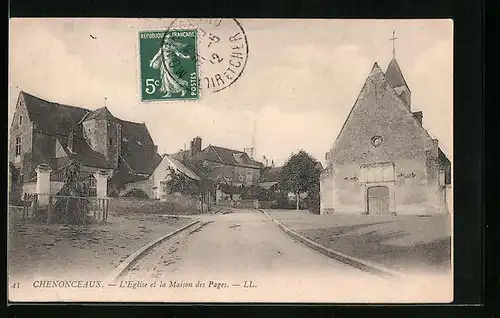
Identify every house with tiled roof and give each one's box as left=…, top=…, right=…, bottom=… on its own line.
left=171, top=137, right=265, bottom=202
left=8, top=91, right=163, bottom=200
left=320, top=57, right=452, bottom=215
left=258, top=166, right=281, bottom=190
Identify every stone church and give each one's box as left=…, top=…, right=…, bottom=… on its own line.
left=320, top=57, right=452, bottom=215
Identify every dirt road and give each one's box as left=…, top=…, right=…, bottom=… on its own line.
left=124, top=209, right=377, bottom=280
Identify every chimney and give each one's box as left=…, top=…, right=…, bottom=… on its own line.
left=190, top=136, right=202, bottom=156
left=153, top=144, right=158, bottom=153
left=244, top=147, right=254, bottom=160
left=271, top=159, right=275, bottom=167
left=68, top=130, right=75, bottom=153
left=412, top=111, right=423, bottom=125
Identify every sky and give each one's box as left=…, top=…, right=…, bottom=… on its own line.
left=9, top=19, right=453, bottom=166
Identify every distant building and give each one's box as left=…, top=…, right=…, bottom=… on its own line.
left=171, top=137, right=264, bottom=202
left=258, top=166, right=281, bottom=190
left=8, top=91, right=162, bottom=200
left=320, top=57, right=452, bottom=215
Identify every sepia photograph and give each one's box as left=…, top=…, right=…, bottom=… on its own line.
left=8, top=18, right=453, bottom=303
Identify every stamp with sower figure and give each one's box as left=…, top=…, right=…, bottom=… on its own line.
left=139, top=29, right=199, bottom=101
left=139, top=19, right=248, bottom=101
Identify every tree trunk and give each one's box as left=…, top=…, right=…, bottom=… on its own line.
left=200, top=193, right=204, bottom=213
left=208, top=191, right=211, bottom=212
left=296, top=192, right=300, bottom=210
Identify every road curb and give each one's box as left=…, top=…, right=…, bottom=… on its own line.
left=106, top=220, right=201, bottom=283
left=160, top=214, right=195, bottom=219
left=259, top=209, right=407, bottom=279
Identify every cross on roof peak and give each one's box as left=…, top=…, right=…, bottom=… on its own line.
left=389, top=30, right=398, bottom=58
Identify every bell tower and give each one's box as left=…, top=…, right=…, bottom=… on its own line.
left=82, top=106, right=122, bottom=167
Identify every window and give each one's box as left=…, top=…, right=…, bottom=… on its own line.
left=109, top=138, right=113, bottom=146
left=87, top=175, right=97, bottom=197
left=19, top=115, right=22, bottom=125
left=15, top=137, right=21, bottom=156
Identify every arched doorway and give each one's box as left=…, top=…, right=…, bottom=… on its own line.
left=367, top=186, right=390, bottom=215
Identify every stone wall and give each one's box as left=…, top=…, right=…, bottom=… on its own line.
left=216, top=199, right=257, bottom=209
left=107, top=196, right=198, bottom=215
left=160, top=193, right=199, bottom=212
left=445, top=184, right=453, bottom=214
left=9, top=95, right=34, bottom=183
left=205, top=161, right=261, bottom=186
left=322, top=157, right=445, bottom=215
left=121, top=179, right=154, bottom=198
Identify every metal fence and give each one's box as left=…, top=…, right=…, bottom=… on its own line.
left=20, top=193, right=108, bottom=224
left=21, top=193, right=38, bottom=220
left=49, top=195, right=109, bottom=224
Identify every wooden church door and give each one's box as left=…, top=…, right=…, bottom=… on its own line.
left=367, top=186, right=390, bottom=214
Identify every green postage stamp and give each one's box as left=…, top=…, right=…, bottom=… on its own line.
left=139, top=30, right=199, bottom=101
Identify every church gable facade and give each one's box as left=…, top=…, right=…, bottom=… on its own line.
left=320, top=59, right=451, bottom=216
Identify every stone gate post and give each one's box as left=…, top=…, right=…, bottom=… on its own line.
left=94, top=170, right=109, bottom=199
left=36, top=163, right=52, bottom=205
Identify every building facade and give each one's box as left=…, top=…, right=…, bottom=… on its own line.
left=320, top=58, right=452, bottom=215
left=8, top=91, right=162, bottom=200
left=171, top=137, right=264, bottom=202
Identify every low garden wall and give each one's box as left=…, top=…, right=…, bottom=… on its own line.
left=107, top=196, right=199, bottom=215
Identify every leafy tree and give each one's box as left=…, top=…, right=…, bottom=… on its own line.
left=164, top=160, right=216, bottom=212
left=218, top=182, right=243, bottom=200
left=123, top=188, right=149, bottom=198
left=278, top=150, right=321, bottom=211
left=164, top=166, right=200, bottom=196
left=53, top=161, right=92, bottom=224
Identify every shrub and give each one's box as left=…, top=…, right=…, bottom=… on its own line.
left=122, top=188, right=149, bottom=198
left=302, top=183, right=320, bottom=214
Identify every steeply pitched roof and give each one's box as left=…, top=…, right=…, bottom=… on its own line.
left=327, top=61, right=449, bottom=164
left=83, top=107, right=116, bottom=121
left=385, top=58, right=409, bottom=89
left=57, top=137, right=114, bottom=169
left=20, top=91, right=89, bottom=138
left=195, top=145, right=263, bottom=169
left=16, top=91, right=162, bottom=175
left=120, top=120, right=162, bottom=174
left=161, top=154, right=200, bottom=180
left=260, top=166, right=281, bottom=183
left=170, top=149, right=190, bottom=161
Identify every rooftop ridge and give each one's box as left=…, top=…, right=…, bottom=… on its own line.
left=21, top=91, right=91, bottom=112
left=210, top=144, right=246, bottom=153
left=20, top=91, right=149, bottom=127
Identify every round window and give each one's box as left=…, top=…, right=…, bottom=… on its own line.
left=371, top=135, right=383, bottom=147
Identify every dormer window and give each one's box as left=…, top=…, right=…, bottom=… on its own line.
left=137, top=140, right=142, bottom=146
left=233, top=153, right=243, bottom=163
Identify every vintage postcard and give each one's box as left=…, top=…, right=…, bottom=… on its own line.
left=8, top=18, right=453, bottom=303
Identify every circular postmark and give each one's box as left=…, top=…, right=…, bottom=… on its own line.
left=163, top=18, right=249, bottom=94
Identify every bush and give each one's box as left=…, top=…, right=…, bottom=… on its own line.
left=273, top=193, right=296, bottom=209
left=122, top=188, right=149, bottom=198
left=302, top=184, right=320, bottom=214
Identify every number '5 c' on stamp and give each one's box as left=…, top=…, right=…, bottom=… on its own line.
left=139, top=30, right=199, bottom=101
